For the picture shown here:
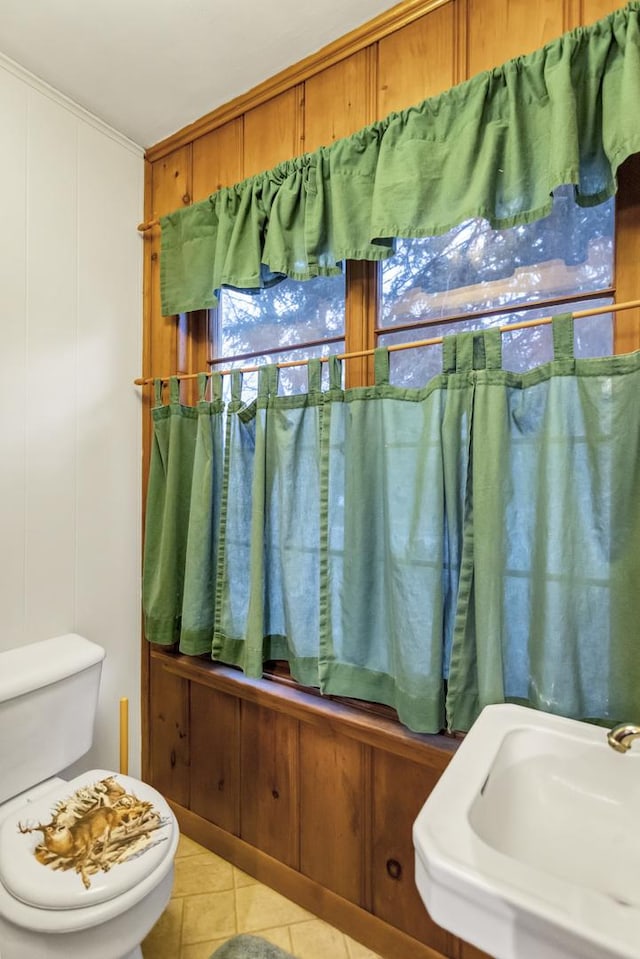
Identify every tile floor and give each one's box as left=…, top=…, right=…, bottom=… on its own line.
left=142, top=835, right=382, bottom=959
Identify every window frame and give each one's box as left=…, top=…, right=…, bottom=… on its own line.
left=204, top=199, right=621, bottom=392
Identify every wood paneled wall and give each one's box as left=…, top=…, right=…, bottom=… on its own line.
left=142, top=0, right=631, bottom=381
left=149, top=651, right=459, bottom=959
left=141, top=1, right=639, bottom=955
left=140, top=0, right=636, bottom=628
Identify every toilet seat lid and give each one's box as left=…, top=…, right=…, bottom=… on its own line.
left=0, top=769, right=175, bottom=910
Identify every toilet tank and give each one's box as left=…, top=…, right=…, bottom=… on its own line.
left=0, top=634, right=106, bottom=804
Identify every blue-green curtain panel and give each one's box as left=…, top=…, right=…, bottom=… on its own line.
left=446, top=315, right=640, bottom=730
left=203, top=348, right=472, bottom=730
left=143, top=378, right=199, bottom=645
left=317, top=348, right=469, bottom=732
left=159, top=2, right=640, bottom=315
left=211, top=370, right=259, bottom=670
left=180, top=373, right=224, bottom=654
left=213, top=362, right=326, bottom=685
left=143, top=327, right=640, bottom=732
left=143, top=376, right=224, bottom=653
left=260, top=361, right=325, bottom=687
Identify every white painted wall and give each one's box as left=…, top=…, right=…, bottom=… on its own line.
left=0, top=55, right=144, bottom=777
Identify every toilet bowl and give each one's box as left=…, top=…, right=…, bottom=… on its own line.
left=0, top=634, right=179, bottom=959
left=0, top=769, right=178, bottom=959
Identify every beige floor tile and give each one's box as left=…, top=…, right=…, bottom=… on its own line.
left=233, top=865, right=260, bottom=888
left=182, top=889, right=237, bottom=944
left=141, top=898, right=184, bottom=959
left=176, top=834, right=209, bottom=859
left=289, top=918, right=349, bottom=959
left=173, top=852, right=235, bottom=896
left=235, top=884, right=313, bottom=932
left=151, top=837, right=381, bottom=959
left=344, top=934, right=383, bottom=959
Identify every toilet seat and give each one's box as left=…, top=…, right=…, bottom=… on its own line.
left=0, top=770, right=177, bottom=930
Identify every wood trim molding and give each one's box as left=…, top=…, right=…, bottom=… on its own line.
left=170, top=802, right=448, bottom=959
left=146, top=0, right=453, bottom=162
left=614, top=153, right=640, bottom=354
left=345, top=261, right=378, bottom=388
left=152, top=649, right=456, bottom=770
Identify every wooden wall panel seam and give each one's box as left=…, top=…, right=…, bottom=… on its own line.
left=454, top=0, right=469, bottom=83
left=361, top=743, right=373, bottom=912
left=563, top=0, right=584, bottom=30
left=366, top=43, right=378, bottom=127
left=295, top=83, right=305, bottom=159
left=293, top=716, right=301, bottom=872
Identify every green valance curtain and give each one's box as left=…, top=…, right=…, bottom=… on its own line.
left=160, top=1, right=640, bottom=316
left=143, top=318, right=640, bottom=732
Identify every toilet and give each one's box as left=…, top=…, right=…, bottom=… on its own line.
left=0, top=633, right=179, bottom=959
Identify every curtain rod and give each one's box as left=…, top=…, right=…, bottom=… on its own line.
left=133, top=298, right=640, bottom=386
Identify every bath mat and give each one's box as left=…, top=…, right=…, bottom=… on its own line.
left=209, top=934, right=297, bottom=959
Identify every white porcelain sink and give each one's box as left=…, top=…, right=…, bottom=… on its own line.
left=413, top=704, right=640, bottom=959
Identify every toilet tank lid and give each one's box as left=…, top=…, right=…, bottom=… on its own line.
left=0, top=634, right=105, bottom=703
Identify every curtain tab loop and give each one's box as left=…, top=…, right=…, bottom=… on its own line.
left=197, top=373, right=208, bottom=402
left=454, top=331, right=498, bottom=372
left=455, top=333, right=475, bottom=371
left=442, top=336, right=457, bottom=373
left=268, top=363, right=280, bottom=396
left=374, top=347, right=390, bottom=386
left=153, top=378, right=164, bottom=407
left=328, top=355, right=343, bottom=390
left=230, top=370, right=243, bottom=404
left=210, top=371, right=223, bottom=403
left=257, top=366, right=269, bottom=399
left=307, top=358, right=322, bottom=393
left=258, top=363, right=279, bottom=399
left=483, top=329, right=503, bottom=369
left=552, top=313, right=575, bottom=360
left=169, top=376, right=180, bottom=404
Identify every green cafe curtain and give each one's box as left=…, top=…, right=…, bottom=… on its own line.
left=445, top=316, right=640, bottom=730
left=143, top=374, right=224, bottom=654
left=160, top=2, right=640, bottom=316
left=143, top=318, right=640, bottom=732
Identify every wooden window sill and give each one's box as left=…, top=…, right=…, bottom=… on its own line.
left=150, top=645, right=459, bottom=770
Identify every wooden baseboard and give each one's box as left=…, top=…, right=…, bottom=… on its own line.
left=171, top=801, right=448, bottom=959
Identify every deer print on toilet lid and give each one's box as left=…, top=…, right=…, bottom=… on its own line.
left=0, top=770, right=175, bottom=910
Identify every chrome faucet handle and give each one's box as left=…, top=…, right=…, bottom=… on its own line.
left=607, top=723, right=640, bottom=753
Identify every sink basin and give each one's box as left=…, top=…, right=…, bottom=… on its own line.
left=413, top=704, right=640, bottom=959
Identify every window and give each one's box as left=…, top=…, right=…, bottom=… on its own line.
left=379, top=187, right=615, bottom=385
left=212, top=272, right=345, bottom=401
left=208, top=188, right=615, bottom=395
left=204, top=188, right=617, bottom=718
